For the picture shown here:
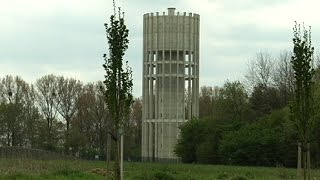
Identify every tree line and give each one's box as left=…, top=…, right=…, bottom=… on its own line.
left=175, top=48, right=320, bottom=167
left=0, top=74, right=142, bottom=160
left=1, top=54, right=319, bottom=166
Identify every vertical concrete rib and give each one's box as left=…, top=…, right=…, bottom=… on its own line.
left=161, top=11, right=165, bottom=160
left=196, top=15, right=200, bottom=116
left=187, top=13, right=192, bottom=121
left=192, top=13, right=196, bottom=117
left=168, top=11, right=172, bottom=159
left=176, top=12, right=179, bottom=149
left=142, top=13, right=147, bottom=160
left=182, top=12, right=186, bottom=122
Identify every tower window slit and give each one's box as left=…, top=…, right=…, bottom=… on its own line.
left=185, top=51, right=189, bottom=62
left=191, top=51, right=194, bottom=62
left=179, top=51, right=184, bottom=61
left=171, top=51, right=177, bottom=60
left=158, top=51, right=163, bottom=61
left=148, top=51, right=152, bottom=61
left=153, top=65, right=156, bottom=75
left=164, top=51, right=170, bottom=61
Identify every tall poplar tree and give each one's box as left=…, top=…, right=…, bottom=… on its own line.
left=291, top=22, right=315, bottom=180
left=102, top=2, right=133, bottom=179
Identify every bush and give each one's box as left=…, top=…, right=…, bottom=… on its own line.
left=217, top=172, right=229, bottom=179
left=174, top=119, right=207, bottom=163
left=219, top=108, right=295, bottom=166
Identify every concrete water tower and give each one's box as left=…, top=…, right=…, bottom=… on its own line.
left=141, top=8, right=200, bottom=162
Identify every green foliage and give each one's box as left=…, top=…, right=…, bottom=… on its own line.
left=219, top=108, right=295, bottom=167
left=196, top=137, right=218, bottom=164
left=199, top=81, right=252, bottom=123
left=103, top=11, right=133, bottom=129
left=215, top=81, right=251, bottom=123
left=174, top=118, right=207, bottom=163
left=220, top=122, right=282, bottom=166
left=176, top=103, right=298, bottom=167
left=177, top=81, right=253, bottom=164
left=250, top=83, right=283, bottom=118
left=179, top=57, right=320, bottom=168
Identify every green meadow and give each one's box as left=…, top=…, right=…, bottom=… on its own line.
left=1, top=158, right=320, bottom=179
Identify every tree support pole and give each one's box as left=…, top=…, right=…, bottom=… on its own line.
left=307, top=143, right=311, bottom=180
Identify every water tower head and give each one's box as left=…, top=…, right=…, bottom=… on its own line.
left=167, top=7, right=176, bottom=15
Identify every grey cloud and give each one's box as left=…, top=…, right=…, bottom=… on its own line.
left=0, top=13, right=106, bottom=65
left=213, top=0, right=292, bottom=11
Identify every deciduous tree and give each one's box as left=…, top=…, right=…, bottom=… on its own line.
left=35, top=74, right=60, bottom=149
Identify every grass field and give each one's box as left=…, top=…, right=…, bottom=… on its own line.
left=1, top=158, right=320, bottom=179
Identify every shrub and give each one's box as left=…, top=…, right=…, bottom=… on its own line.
left=217, top=172, right=229, bottom=179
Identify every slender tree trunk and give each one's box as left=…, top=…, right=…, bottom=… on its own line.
left=298, top=141, right=311, bottom=180
left=302, top=142, right=306, bottom=180
left=298, top=143, right=302, bottom=179
left=120, top=133, right=123, bottom=180
left=114, top=137, right=120, bottom=180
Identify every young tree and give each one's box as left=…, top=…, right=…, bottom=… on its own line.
left=103, top=4, right=133, bottom=180
left=291, top=22, right=315, bottom=180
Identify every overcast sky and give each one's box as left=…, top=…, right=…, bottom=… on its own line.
left=1, top=0, right=320, bottom=96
